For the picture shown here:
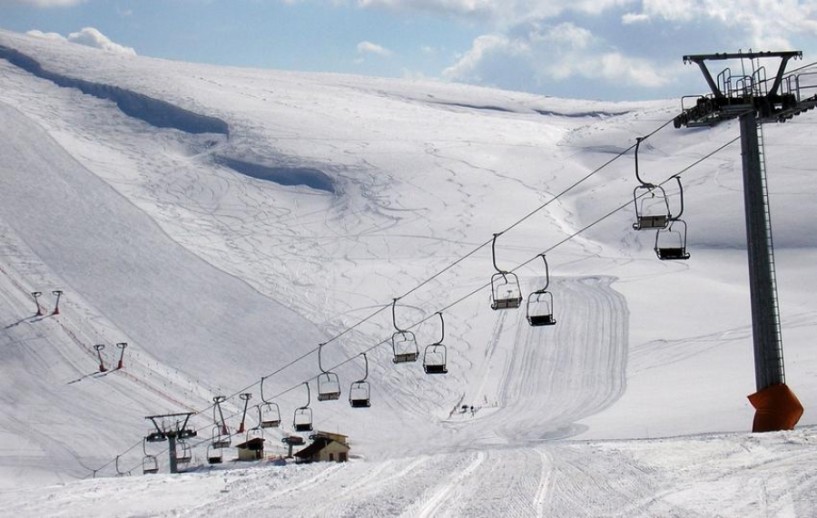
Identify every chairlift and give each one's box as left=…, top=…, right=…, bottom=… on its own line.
left=293, top=382, right=314, bottom=432
left=490, top=233, right=523, bottom=310
left=316, top=343, right=341, bottom=401
left=632, top=137, right=671, bottom=231
left=423, top=312, right=448, bottom=374
left=258, top=376, right=282, bottom=428
left=143, top=455, right=159, bottom=474
left=654, top=177, right=691, bottom=260
left=526, top=254, right=557, bottom=327
left=176, top=439, right=192, bottom=464
left=391, top=298, right=419, bottom=363
left=655, top=220, right=691, bottom=260
left=211, top=395, right=231, bottom=448
left=142, top=438, right=159, bottom=474
left=349, top=353, right=372, bottom=408
left=206, top=442, right=224, bottom=465
left=246, top=423, right=265, bottom=443
left=211, top=425, right=231, bottom=449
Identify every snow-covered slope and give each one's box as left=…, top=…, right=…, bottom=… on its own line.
left=0, top=28, right=816, bottom=515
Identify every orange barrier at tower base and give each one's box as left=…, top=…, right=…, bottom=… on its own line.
left=747, top=383, right=804, bottom=433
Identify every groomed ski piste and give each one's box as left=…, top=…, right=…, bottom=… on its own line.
left=0, top=29, right=816, bottom=516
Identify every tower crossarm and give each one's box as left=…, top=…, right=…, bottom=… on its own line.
left=675, top=51, right=806, bottom=128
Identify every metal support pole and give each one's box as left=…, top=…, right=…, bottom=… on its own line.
left=168, top=434, right=178, bottom=474
left=739, top=111, right=785, bottom=390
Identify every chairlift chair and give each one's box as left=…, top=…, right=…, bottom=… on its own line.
left=349, top=353, right=372, bottom=408
left=316, top=343, right=341, bottom=401
left=246, top=425, right=265, bottom=443
left=211, top=425, right=231, bottom=449
left=176, top=440, right=192, bottom=464
left=423, top=312, right=448, bottom=374
left=654, top=177, right=691, bottom=261
left=632, top=137, right=671, bottom=231
left=655, top=219, right=691, bottom=260
left=527, top=292, right=556, bottom=326
left=142, top=438, right=159, bottom=474
left=293, top=382, right=314, bottom=432
left=391, top=298, right=419, bottom=363
left=206, top=443, right=224, bottom=465
left=259, top=376, right=282, bottom=428
left=526, top=254, right=557, bottom=327
left=142, top=455, right=159, bottom=474
left=489, top=233, right=523, bottom=310
left=632, top=186, right=671, bottom=230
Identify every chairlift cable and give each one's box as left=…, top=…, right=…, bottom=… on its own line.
left=256, top=133, right=743, bottom=406
left=186, top=115, right=679, bottom=402
left=90, top=115, right=700, bottom=476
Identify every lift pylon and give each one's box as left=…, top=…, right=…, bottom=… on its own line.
left=675, top=50, right=807, bottom=431
left=144, top=412, right=197, bottom=474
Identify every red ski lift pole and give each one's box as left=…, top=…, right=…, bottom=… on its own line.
left=116, top=342, right=128, bottom=370
left=31, top=291, right=43, bottom=316
left=51, top=290, right=63, bottom=315
left=238, top=393, right=252, bottom=434
left=94, top=344, right=108, bottom=373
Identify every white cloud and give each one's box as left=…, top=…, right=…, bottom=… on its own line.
left=442, top=34, right=529, bottom=84
left=444, top=23, right=670, bottom=94
left=636, top=0, right=817, bottom=50
left=352, top=0, right=634, bottom=25
left=26, top=29, right=67, bottom=41
left=532, top=22, right=594, bottom=49
left=26, top=27, right=137, bottom=56
left=357, top=40, right=394, bottom=57
left=621, top=12, right=650, bottom=24
left=67, top=28, right=137, bottom=55
left=0, top=0, right=85, bottom=6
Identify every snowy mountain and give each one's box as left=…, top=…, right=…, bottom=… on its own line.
left=0, top=29, right=816, bottom=516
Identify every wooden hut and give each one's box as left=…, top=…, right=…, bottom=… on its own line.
left=235, top=437, right=265, bottom=461
left=294, top=431, right=350, bottom=463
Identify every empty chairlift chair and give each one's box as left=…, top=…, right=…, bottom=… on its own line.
left=349, top=353, right=372, bottom=408
left=206, top=441, right=224, bottom=465
left=293, top=382, right=314, bottom=432
left=142, top=438, right=160, bottom=475
left=489, top=233, right=523, bottom=310
left=631, top=137, right=672, bottom=231
left=526, top=254, right=557, bottom=327
left=655, top=220, right=691, bottom=260
left=423, top=312, right=449, bottom=374
left=258, top=376, right=282, bottom=428
left=143, top=455, right=159, bottom=475
left=654, top=177, right=691, bottom=261
left=391, top=298, right=419, bottom=363
left=176, top=439, right=193, bottom=465
left=246, top=419, right=265, bottom=444
left=316, top=343, right=341, bottom=401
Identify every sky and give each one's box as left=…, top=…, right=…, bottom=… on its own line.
left=1, top=0, right=817, bottom=100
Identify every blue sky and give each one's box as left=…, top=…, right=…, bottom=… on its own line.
left=1, top=0, right=817, bottom=101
